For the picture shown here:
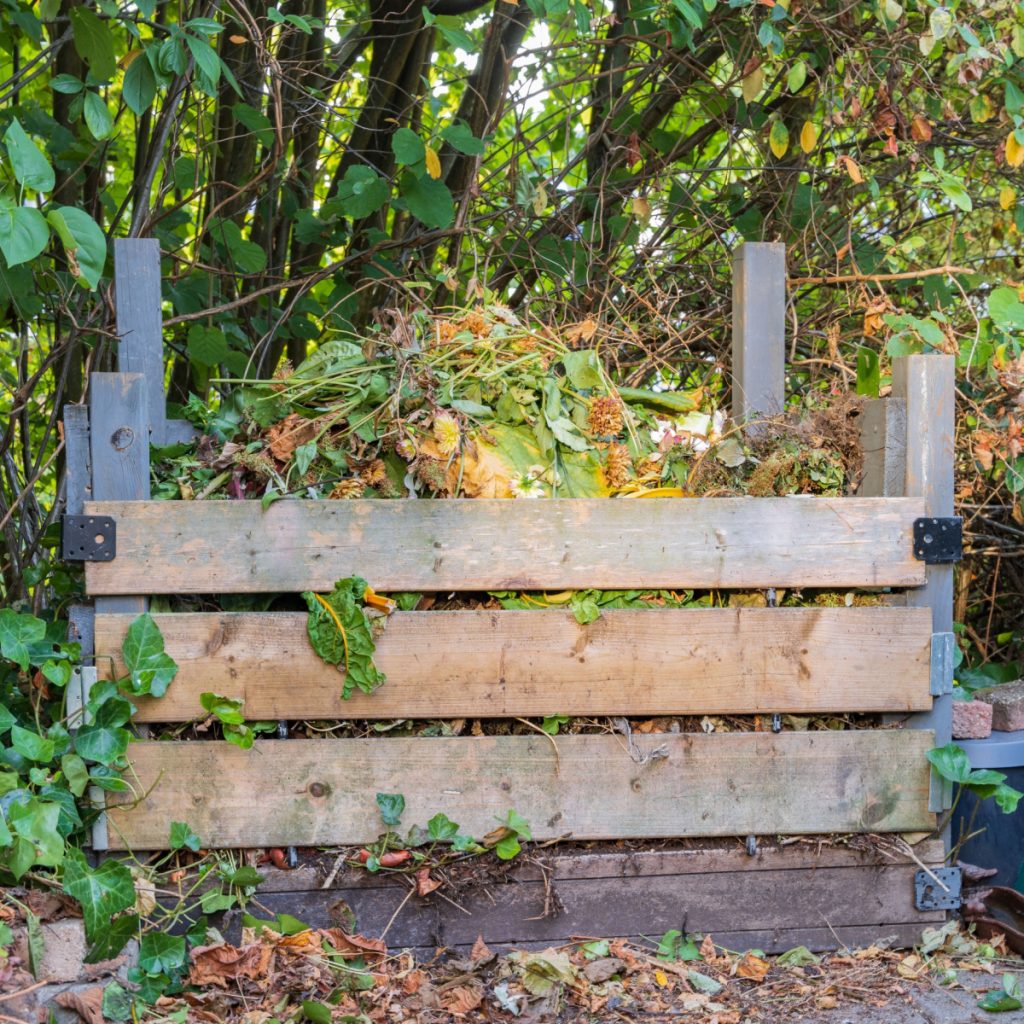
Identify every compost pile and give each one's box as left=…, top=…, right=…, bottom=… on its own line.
left=156, top=305, right=861, bottom=504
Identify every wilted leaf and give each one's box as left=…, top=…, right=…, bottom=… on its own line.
left=55, top=986, right=105, bottom=1024
left=838, top=155, right=864, bottom=183
left=999, top=187, right=1016, bottom=211
left=440, top=978, right=484, bottom=1013
left=189, top=941, right=272, bottom=987
left=741, top=64, right=763, bottom=103
left=910, top=114, right=932, bottom=142
left=736, top=951, right=769, bottom=981
left=509, top=948, right=578, bottom=996
left=769, top=120, right=789, bottom=158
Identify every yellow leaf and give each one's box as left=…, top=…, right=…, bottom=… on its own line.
left=1007, top=132, right=1024, bottom=169
left=838, top=155, right=864, bottom=183
left=741, top=65, right=764, bottom=103
left=119, top=48, right=142, bottom=70
left=1000, top=187, right=1017, bottom=211
left=654, top=970, right=668, bottom=987
left=800, top=121, right=819, bottom=153
left=631, top=196, right=651, bottom=224
left=532, top=184, right=547, bottom=216
left=769, top=120, right=789, bottom=159
left=425, top=146, right=441, bottom=180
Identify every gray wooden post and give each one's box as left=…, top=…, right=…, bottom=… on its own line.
left=894, top=354, right=956, bottom=812
left=731, top=242, right=787, bottom=429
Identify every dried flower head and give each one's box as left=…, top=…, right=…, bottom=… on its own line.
left=432, top=412, right=461, bottom=457
left=588, top=395, right=623, bottom=437
left=458, top=310, right=491, bottom=338
left=414, top=457, right=450, bottom=495
left=359, top=459, right=388, bottom=488
left=329, top=479, right=364, bottom=500
left=604, top=443, right=632, bottom=489
left=396, top=435, right=418, bottom=460
left=270, top=360, right=293, bottom=393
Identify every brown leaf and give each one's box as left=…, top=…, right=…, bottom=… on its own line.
left=403, top=968, right=427, bottom=994
left=837, top=155, right=864, bottom=183
left=440, top=977, right=485, bottom=1013
left=565, top=317, right=598, bottom=345
left=585, top=957, right=627, bottom=983
left=415, top=867, right=442, bottom=897
left=190, top=942, right=273, bottom=988
left=470, top=934, right=492, bottom=962
left=266, top=413, right=318, bottom=462
left=322, top=929, right=387, bottom=966
left=699, top=935, right=717, bottom=960
left=735, top=951, right=769, bottom=982
left=911, top=114, right=932, bottom=142
left=55, top=986, right=105, bottom=1024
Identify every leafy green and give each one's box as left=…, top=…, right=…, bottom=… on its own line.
left=303, top=577, right=386, bottom=699
left=927, top=743, right=1023, bottom=813
left=3, top=119, right=55, bottom=192
left=0, top=608, right=46, bottom=671
left=200, top=692, right=254, bottom=748
left=45, top=207, right=107, bottom=289
left=138, top=931, right=187, bottom=975
left=121, top=613, right=179, bottom=697
left=376, top=791, right=405, bottom=827
left=0, top=201, right=50, bottom=267
left=63, top=848, right=136, bottom=938
left=657, top=929, right=702, bottom=961
left=70, top=6, right=117, bottom=82
left=169, top=820, right=202, bottom=852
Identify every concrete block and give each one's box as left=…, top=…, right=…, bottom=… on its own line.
left=952, top=699, right=993, bottom=740
left=977, top=680, right=1024, bottom=733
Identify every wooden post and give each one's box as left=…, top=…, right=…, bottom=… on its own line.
left=731, top=242, right=787, bottom=428
left=893, top=354, right=956, bottom=812
left=860, top=398, right=906, bottom=498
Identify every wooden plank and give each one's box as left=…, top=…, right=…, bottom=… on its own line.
left=96, top=606, right=934, bottom=721
left=893, top=355, right=955, bottom=812
left=114, top=238, right=166, bottom=444
left=860, top=398, right=907, bottom=498
left=732, top=241, right=786, bottom=431
left=105, top=731, right=934, bottom=849
left=83, top=496, right=928, bottom=595
left=62, top=404, right=91, bottom=515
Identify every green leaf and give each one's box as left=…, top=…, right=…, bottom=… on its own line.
left=504, top=809, right=532, bottom=839
left=301, top=1000, right=333, bottom=1024
left=121, top=613, right=178, bottom=697
left=855, top=346, right=880, bottom=397
left=83, top=91, right=113, bottom=140
left=926, top=742, right=972, bottom=784
left=232, top=103, right=274, bottom=147
left=187, top=325, right=230, bottom=366
left=101, top=981, right=132, bottom=1022
left=46, top=207, right=107, bottom=289
left=302, top=577, right=386, bottom=699
left=75, top=723, right=131, bottom=765
left=657, top=929, right=701, bottom=961
left=0, top=609, right=46, bottom=671
left=2, top=119, right=54, bottom=193
left=26, top=911, right=44, bottom=975
left=11, top=726, right=55, bottom=763
left=169, top=821, right=201, bottom=852
left=989, top=287, right=1024, bottom=330
left=123, top=54, right=157, bottom=115
left=208, top=219, right=267, bottom=273
left=495, top=834, right=521, bottom=860
left=185, top=34, right=221, bottom=86
left=85, top=913, right=138, bottom=964
left=8, top=799, right=64, bottom=867
left=226, top=865, right=263, bottom=887
left=200, top=691, right=245, bottom=725
left=391, top=127, right=425, bottom=165
left=427, top=812, right=460, bottom=842
left=61, top=754, right=90, bottom=798
left=138, top=931, right=186, bottom=975
left=561, top=349, right=604, bottom=390
left=70, top=6, right=117, bottom=83
left=441, top=121, right=486, bottom=155
left=687, top=970, right=723, bottom=995
left=335, top=165, right=390, bottom=219
left=401, top=174, right=454, bottom=229
left=50, top=74, right=84, bottom=94
left=376, top=792, right=405, bottom=827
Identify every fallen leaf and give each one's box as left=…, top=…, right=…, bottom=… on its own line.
left=415, top=867, right=442, bottom=897
left=190, top=942, right=273, bottom=988
left=322, top=929, right=387, bottom=966
left=699, top=934, right=717, bottom=960
left=736, top=951, right=769, bottom=982
left=470, top=934, right=492, bottom=962
left=55, top=986, right=105, bottom=1024
left=266, top=413, right=318, bottom=462
left=584, top=957, right=626, bottom=982
left=565, top=318, right=598, bottom=344
left=440, top=978, right=484, bottom=1013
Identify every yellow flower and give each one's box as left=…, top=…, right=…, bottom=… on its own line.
left=432, top=413, right=461, bottom=457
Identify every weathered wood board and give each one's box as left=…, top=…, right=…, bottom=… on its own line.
left=97, top=607, right=933, bottom=721
left=83, top=496, right=927, bottom=595
left=107, top=731, right=934, bottom=849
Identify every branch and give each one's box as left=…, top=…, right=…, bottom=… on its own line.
left=790, top=265, right=973, bottom=285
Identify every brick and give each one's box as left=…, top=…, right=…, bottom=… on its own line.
left=977, top=680, right=1024, bottom=733
left=952, top=699, right=992, bottom=740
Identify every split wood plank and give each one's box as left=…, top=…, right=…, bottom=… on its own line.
left=96, top=606, right=934, bottom=721
left=106, top=731, right=934, bottom=850
left=84, top=496, right=927, bottom=595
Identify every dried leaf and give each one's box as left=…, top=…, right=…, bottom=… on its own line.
left=190, top=942, right=273, bottom=987
left=266, top=413, right=317, bottom=462
left=470, top=934, right=492, bottom=962
left=440, top=978, right=484, bottom=1013
left=699, top=934, right=717, bottom=960
left=532, top=183, right=547, bottom=215
left=322, top=929, right=387, bottom=966
left=741, top=64, right=764, bottom=103
left=910, top=114, right=932, bottom=142
left=584, top=957, right=626, bottom=982
left=55, top=986, right=105, bottom=1024
left=736, top=952, right=769, bottom=982
left=415, top=867, right=442, bottom=897
left=837, top=155, right=864, bottom=183
left=566, top=318, right=598, bottom=344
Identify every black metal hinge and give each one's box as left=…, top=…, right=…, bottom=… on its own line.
left=914, top=867, right=962, bottom=911
left=62, top=515, right=116, bottom=562
left=913, top=517, right=962, bottom=564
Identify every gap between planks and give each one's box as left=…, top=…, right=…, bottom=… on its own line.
left=83, top=496, right=928, bottom=594
left=95, top=607, right=934, bottom=721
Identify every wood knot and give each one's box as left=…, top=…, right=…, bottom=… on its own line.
left=308, top=781, right=330, bottom=799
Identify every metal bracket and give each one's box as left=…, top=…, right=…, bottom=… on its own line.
left=914, top=867, right=962, bottom=911
left=930, top=632, right=955, bottom=697
left=913, top=517, right=962, bottom=564
left=62, top=515, right=116, bottom=561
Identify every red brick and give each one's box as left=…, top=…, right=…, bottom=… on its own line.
left=952, top=699, right=992, bottom=740
left=977, top=681, right=1024, bottom=732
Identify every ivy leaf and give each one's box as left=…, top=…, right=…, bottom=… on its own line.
left=86, top=913, right=138, bottom=964
left=0, top=201, right=50, bottom=267
left=391, top=127, right=425, bottom=165
left=926, top=742, right=972, bottom=784
left=427, top=812, right=460, bottom=842
left=401, top=173, right=454, bottom=229
left=70, top=6, right=117, bottom=83
left=3, top=119, right=55, bottom=192
left=46, top=206, right=107, bottom=289
left=8, top=799, right=63, bottom=867
left=0, top=608, right=46, bottom=670
left=376, top=792, right=405, bottom=827
left=138, top=931, right=187, bottom=975
left=122, top=53, right=157, bottom=115
left=169, top=821, right=202, bottom=852
left=101, top=980, right=133, bottom=1021
left=495, top=834, right=521, bottom=860
left=10, top=725, right=55, bottom=763
left=121, top=613, right=178, bottom=697
left=302, top=577, right=386, bottom=699
left=61, top=754, right=90, bottom=798
left=75, top=724, right=131, bottom=765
